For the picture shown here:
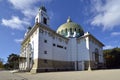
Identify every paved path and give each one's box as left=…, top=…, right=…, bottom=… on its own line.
left=0, top=69, right=120, bottom=80
left=0, top=70, right=27, bottom=80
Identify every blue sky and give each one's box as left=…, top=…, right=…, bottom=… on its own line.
left=0, top=0, right=120, bottom=63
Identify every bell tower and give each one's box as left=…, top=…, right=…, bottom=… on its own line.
left=35, top=6, right=49, bottom=26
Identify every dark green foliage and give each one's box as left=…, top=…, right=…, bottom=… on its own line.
left=104, top=47, right=120, bottom=69
left=0, top=58, right=4, bottom=68
left=4, top=53, right=19, bottom=70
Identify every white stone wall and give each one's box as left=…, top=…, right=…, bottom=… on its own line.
left=30, top=28, right=39, bottom=60
left=35, top=13, right=41, bottom=23
left=35, top=10, right=49, bottom=25
left=19, top=43, right=29, bottom=70
left=77, top=37, right=90, bottom=61
left=52, top=37, right=68, bottom=61
left=67, top=38, right=77, bottom=61
left=89, top=36, right=104, bottom=63
left=39, top=30, right=53, bottom=60
left=39, top=29, right=68, bottom=61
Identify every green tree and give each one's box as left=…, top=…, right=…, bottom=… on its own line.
left=4, top=53, right=19, bottom=70
left=0, top=58, right=4, bottom=68
left=104, top=47, right=120, bottom=69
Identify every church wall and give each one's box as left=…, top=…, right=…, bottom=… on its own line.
left=19, top=26, right=40, bottom=72
left=89, top=36, right=104, bottom=69
left=39, top=30, right=53, bottom=60
left=31, top=28, right=39, bottom=60
left=36, top=59, right=74, bottom=72
left=20, top=38, right=31, bottom=70
left=77, top=36, right=96, bottom=70
left=67, top=39, right=74, bottom=61
left=29, top=28, right=39, bottom=72
left=35, top=13, right=41, bottom=23
left=89, top=37, right=104, bottom=63
left=77, top=37, right=89, bottom=61
left=38, top=28, right=69, bottom=61
left=35, top=28, right=74, bottom=72
left=67, top=38, right=77, bottom=61
left=52, top=36, right=68, bottom=61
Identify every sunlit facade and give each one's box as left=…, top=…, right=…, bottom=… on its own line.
left=19, top=6, right=104, bottom=73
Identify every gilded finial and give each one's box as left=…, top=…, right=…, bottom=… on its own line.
left=67, top=16, right=72, bottom=22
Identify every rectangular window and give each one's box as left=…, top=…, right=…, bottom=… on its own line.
left=64, top=47, right=67, bottom=50
left=57, top=45, right=63, bottom=48
left=53, top=43, right=56, bottom=46
left=43, top=17, right=47, bottom=24
left=44, top=40, right=47, bottom=43
left=44, top=51, right=47, bottom=54
left=70, top=28, right=72, bottom=35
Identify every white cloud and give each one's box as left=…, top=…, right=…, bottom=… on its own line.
left=14, top=38, right=23, bottom=43
left=1, top=16, right=30, bottom=30
left=8, top=0, right=38, bottom=18
left=111, top=32, right=120, bottom=36
left=91, top=0, right=120, bottom=30
left=22, top=8, right=38, bottom=18
left=5, top=0, right=53, bottom=30
left=103, top=45, right=114, bottom=49
left=8, top=0, right=53, bottom=9
left=8, top=0, right=53, bottom=18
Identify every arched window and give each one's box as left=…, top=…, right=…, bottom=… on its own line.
left=95, top=48, right=99, bottom=53
left=95, top=48, right=99, bottom=63
left=70, top=28, right=72, bottom=35
left=43, top=17, right=47, bottom=24
left=65, top=28, right=67, bottom=35
left=79, top=29, right=81, bottom=33
left=75, top=28, right=76, bottom=31
left=61, top=30, right=63, bottom=34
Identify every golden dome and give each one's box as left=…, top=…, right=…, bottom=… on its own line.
left=57, top=17, right=84, bottom=37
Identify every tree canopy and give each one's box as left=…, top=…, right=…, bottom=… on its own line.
left=104, top=47, right=120, bottom=69
left=4, top=53, right=19, bottom=70
left=0, top=58, right=4, bottom=68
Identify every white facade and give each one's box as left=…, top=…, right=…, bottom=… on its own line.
left=19, top=6, right=104, bottom=73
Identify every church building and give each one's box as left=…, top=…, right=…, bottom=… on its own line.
left=19, top=6, right=104, bottom=73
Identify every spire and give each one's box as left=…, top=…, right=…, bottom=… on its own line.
left=39, top=6, right=47, bottom=12
left=67, top=16, right=72, bottom=22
